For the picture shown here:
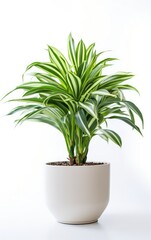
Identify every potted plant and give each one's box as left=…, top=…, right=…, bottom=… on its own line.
left=3, top=34, right=143, bottom=224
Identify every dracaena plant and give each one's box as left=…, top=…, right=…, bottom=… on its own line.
left=5, top=34, right=143, bottom=165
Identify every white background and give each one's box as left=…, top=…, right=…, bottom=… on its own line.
left=0, top=0, right=151, bottom=239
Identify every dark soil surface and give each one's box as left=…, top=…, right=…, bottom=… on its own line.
left=46, top=161, right=106, bottom=166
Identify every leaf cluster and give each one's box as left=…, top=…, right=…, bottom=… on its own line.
left=4, top=34, right=144, bottom=165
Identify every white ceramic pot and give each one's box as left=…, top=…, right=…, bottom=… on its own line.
left=45, top=163, right=110, bottom=224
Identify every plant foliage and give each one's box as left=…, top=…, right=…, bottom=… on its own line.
left=4, top=34, right=144, bottom=165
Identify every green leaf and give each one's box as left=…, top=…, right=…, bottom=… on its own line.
left=29, top=115, right=60, bottom=131
left=88, top=117, right=97, bottom=131
left=8, top=97, right=44, bottom=104
left=20, top=84, right=70, bottom=98
left=98, top=58, right=118, bottom=65
left=76, top=39, right=86, bottom=67
left=91, top=89, right=117, bottom=98
left=7, top=105, right=39, bottom=115
left=129, top=109, right=135, bottom=124
left=15, top=107, right=46, bottom=125
left=35, top=73, right=61, bottom=85
left=77, top=61, right=87, bottom=77
left=66, top=72, right=81, bottom=98
left=88, top=58, right=118, bottom=79
left=86, top=43, right=95, bottom=63
left=88, top=63, right=103, bottom=79
left=79, top=101, right=97, bottom=119
left=117, top=84, right=139, bottom=94
left=101, top=106, right=127, bottom=117
left=67, top=33, right=77, bottom=70
left=98, top=97, right=122, bottom=109
left=25, top=62, right=66, bottom=86
left=99, top=73, right=134, bottom=89
left=96, top=129, right=122, bottom=147
left=123, top=100, right=144, bottom=127
left=48, top=45, right=68, bottom=76
left=108, top=116, right=142, bottom=135
left=75, top=109, right=91, bottom=137
left=81, top=52, right=97, bottom=82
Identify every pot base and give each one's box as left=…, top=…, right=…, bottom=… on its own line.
left=58, top=219, right=98, bottom=225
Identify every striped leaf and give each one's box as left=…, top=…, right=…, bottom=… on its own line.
left=81, top=76, right=106, bottom=98
left=48, top=46, right=68, bottom=76
left=116, top=84, right=139, bottom=94
left=14, top=81, right=70, bottom=99
left=15, top=107, right=47, bottom=125
left=29, top=115, right=60, bottom=131
left=100, top=106, right=127, bottom=117
left=25, top=62, right=66, bottom=86
left=88, top=117, right=97, bottom=131
left=79, top=101, right=97, bottom=119
left=89, top=58, right=118, bottom=79
left=82, top=73, right=133, bottom=98
left=88, top=63, right=103, bottom=79
left=77, top=61, right=87, bottom=77
left=8, top=97, right=44, bottom=105
left=99, top=58, right=118, bottom=65
left=98, top=97, right=122, bottom=109
left=34, top=73, right=66, bottom=89
left=66, top=72, right=81, bottom=98
left=123, top=100, right=144, bottom=127
left=96, top=129, right=122, bottom=147
left=67, top=33, right=77, bottom=70
left=108, top=116, right=142, bottom=135
left=86, top=43, right=95, bottom=63
left=91, top=89, right=117, bottom=97
left=46, top=107, right=64, bottom=119
left=21, top=86, right=64, bottom=97
left=76, top=39, right=86, bottom=67
left=75, top=109, right=91, bottom=137
left=99, top=73, right=134, bottom=89
left=129, top=109, right=135, bottom=124
left=15, top=81, right=62, bottom=89
left=81, top=51, right=97, bottom=82
left=7, top=105, right=40, bottom=115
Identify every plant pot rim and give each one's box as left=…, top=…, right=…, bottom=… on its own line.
left=45, top=162, right=110, bottom=167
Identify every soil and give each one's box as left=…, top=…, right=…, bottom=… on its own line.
left=46, top=161, right=106, bottom=166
